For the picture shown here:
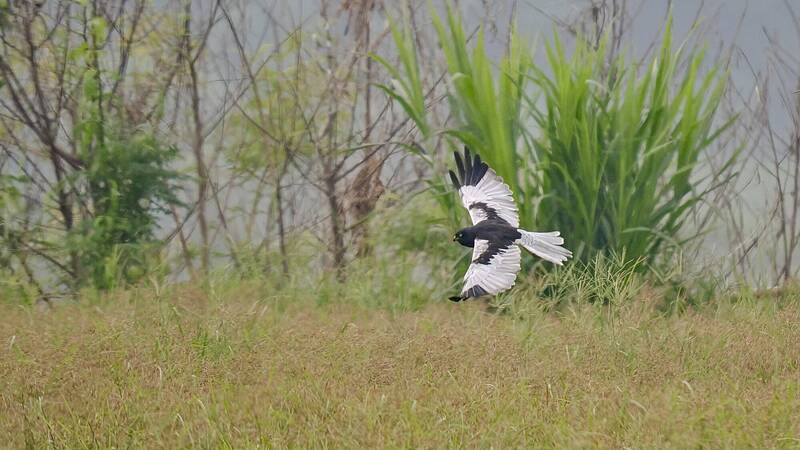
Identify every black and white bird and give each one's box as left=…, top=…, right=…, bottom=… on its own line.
left=448, top=147, right=572, bottom=302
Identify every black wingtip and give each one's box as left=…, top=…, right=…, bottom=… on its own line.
left=466, top=285, right=489, bottom=298
left=463, top=147, right=473, bottom=185
left=448, top=170, right=460, bottom=189
left=452, top=146, right=489, bottom=187
left=475, top=161, right=488, bottom=184
left=453, top=151, right=465, bottom=184
left=448, top=295, right=464, bottom=302
left=471, top=152, right=482, bottom=185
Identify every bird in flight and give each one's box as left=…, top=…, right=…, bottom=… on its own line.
left=448, top=147, right=572, bottom=302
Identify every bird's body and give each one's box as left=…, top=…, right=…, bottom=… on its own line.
left=448, top=148, right=572, bottom=302
left=454, top=220, right=521, bottom=249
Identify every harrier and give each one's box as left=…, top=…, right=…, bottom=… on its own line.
left=448, top=148, right=571, bottom=301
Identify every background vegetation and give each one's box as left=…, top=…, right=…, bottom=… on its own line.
left=2, top=0, right=800, bottom=447
left=0, top=0, right=796, bottom=299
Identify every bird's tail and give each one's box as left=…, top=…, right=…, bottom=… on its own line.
left=517, top=230, right=572, bottom=265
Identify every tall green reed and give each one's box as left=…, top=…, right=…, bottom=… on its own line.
left=374, top=3, right=531, bottom=226
left=378, top=4, right=736, bottom=268
left=529, top=20, right=736, bottom=265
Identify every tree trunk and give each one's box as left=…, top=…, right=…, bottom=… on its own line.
left=324, top=161, right=346, bottom=281
left=274, top=156, right=290, bottom=275
left=185, top=2, right=210, bottom=275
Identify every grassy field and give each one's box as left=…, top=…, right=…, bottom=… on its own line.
left=1, top=281, right=800, bottom=448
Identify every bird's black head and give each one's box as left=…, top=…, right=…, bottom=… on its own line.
left=453, top=228, right=475, bottom=247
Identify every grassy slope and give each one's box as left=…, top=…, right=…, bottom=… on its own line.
left=1, top=283, right=799, bottom=448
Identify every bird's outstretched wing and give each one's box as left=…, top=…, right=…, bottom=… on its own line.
left=449, top=239, right=521, bottom=302
left=448, top=147, right=519, bottom=227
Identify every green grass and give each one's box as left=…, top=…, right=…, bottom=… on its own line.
left=2, top=280, right=799, bottom=448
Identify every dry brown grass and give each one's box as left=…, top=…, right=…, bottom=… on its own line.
left=1, top=282, right=799, bottom=448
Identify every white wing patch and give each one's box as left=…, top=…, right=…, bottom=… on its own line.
left=459, top=168, right=519, bottom=227
left=460, top=240, right=521, bottom=297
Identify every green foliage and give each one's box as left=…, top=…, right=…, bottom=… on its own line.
left=212, top=190, right=456, bottom=310
left=430, top=5, right=532, bottom=221
left=504, top=253, right=646, bottom=311
left=72, top=128, right=182, bottom=290
left=0, top=172, right=38, bottom=303
left=0, top=5, right=182, bottom=294
left=86, top=130, right=181, bottom=239
left=380, top=6, right=735, bottom=269
left=529, top=21, right=735, bottom=265
left=227, top=65, right=308, bottom=174
left=52, top=10, right=183, bottom=290
left=373, top=13, right=430, bottom=139
left=374, top=3, right=532, bottom=228
left=0, top=0, right=7, bottom=29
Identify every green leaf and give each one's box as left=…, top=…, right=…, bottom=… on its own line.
left=89, top=16, right=107, bottom=45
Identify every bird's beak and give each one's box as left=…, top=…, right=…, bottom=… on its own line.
left=452, top=235, right=457, bottom=241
